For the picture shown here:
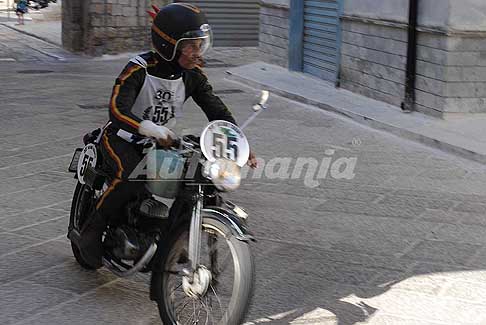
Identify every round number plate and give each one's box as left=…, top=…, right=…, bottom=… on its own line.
left=77, top=143, right=98, bottom=184
left=200, top=120, right=249, bottom=167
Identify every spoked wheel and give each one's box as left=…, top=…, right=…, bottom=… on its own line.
left=154, top=219, right=254, bottom=325
left=69, top=182, right=100, bottom=270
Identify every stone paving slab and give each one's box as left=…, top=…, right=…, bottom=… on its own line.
left=14, top=280, right=162, bottom=325
left=0, top=241, right=71, bottom=285
left=23, top=261, right=118, bottom=296
left=0, top=208, right=67, bottom=231
left=0, top=280, right=76, bottom=325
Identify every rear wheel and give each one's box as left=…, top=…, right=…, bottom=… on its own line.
left=153, top=218, right=254, bottom=325
left=69, top=182, right=100, bottom=270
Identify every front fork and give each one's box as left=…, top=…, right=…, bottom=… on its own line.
left=183, top=185, right=214, bottom=297
left=188, top=185, right=204, bottom=271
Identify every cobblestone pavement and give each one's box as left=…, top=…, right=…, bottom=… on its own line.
left=1, top=26, right=486, bottom=325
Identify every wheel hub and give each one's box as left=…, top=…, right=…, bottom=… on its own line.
left=182, top=266, right=212, bottom=298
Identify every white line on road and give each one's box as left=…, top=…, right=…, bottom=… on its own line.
left=0, top=153, right=72, bottom=171
left=243, top=309, right=300, bottom=324
left=1, top=199, right=72, bottom=218
left=4, top=135, right=82, bottom=152
left=7, top=214, right=68, bottom=232
left=0, top=234, right=68, bottom=259
left=0, top=260, right=73, bottom=290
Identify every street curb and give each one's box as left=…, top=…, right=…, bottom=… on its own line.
left=226, top=70, right=486, bottom=165
left=0, top=22, right=62, bottom=47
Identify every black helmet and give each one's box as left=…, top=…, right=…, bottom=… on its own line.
left=150, top=3, right=213, bottom=61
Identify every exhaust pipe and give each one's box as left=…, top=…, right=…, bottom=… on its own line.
left=102, top=242, right=158, bottom=277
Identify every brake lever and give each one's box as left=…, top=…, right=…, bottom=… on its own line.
left=240, top=90, right=269, bottom=130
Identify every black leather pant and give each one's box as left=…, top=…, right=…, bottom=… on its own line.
left=96, top=128, right=148, bottom=225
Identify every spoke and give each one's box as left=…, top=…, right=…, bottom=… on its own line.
left=175, top=296, right=192, bottom=316
left=196, top=302, right=203, bottom=325
left=190, top=297, right=206, bottom=325
left=166, top=227, right=238, bottom=325
left=204, top=296, right=211, bottom=325
left=199, top=296, right=215, bottom=325
left=189, top=299, right=196, bottom=325
left=170, top=282, right=183, bottom=296
left=210, top=283, right=224, bottom=318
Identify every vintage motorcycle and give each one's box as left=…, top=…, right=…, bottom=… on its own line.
left=67, top=91, right=269, bottom=324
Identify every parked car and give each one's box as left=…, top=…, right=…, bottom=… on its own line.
left=28, top=0, right=48, bottom=10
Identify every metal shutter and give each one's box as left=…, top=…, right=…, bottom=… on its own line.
left=176, top=1, right=260, bottom=47
left=303, top=0, right=341, bottom=82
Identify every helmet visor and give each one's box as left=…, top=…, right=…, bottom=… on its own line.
left=175, top=24, right=213, bottom=58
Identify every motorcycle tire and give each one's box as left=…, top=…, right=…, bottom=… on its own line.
left=152, top=219, right=255, bottom=325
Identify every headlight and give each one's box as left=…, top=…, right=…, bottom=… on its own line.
left=204, top=159, right=241, bottom=191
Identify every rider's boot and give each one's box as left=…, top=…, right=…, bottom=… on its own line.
left=79, top=211, right=107, bottom=268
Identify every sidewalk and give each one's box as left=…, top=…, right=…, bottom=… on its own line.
left=0, top=0, right=61, bottom=46
left=1, top=19, right=61, bottom=46
left=227, top=62, right=486, bottom=164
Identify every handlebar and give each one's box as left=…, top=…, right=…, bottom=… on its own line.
left=153, top=135, right=200, bottom=151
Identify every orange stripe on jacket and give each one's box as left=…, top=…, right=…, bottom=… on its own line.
left=110, top=64, right=143, bottom=130
left=96, top=134, right=124, bottom=210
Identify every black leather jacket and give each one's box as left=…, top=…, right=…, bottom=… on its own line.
left=109, top=51, right=236, bottom=135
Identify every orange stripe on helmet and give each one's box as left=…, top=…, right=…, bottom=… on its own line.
left=152, top=24, right=177, bottom=45
left=172, top=3, right=201, bottom=13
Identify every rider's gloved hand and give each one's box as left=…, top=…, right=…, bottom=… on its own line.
left=139, top=120, right=176, bottom=143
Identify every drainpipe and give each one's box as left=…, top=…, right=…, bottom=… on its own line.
left=401, top=0, right=419, bottom=112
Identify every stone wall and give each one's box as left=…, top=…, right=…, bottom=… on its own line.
left=259, top=0, right=289, bottom=68
left=62, top=0, right=86, bottom=52
left=63, top=0, right=170, bottom=55
left=343, top=0, right=449, bottom=28
left=341, top=0, right=486, bottom=116
left=416, top=32, right=486, bottom=117
left=340, top=18, right=407, bottom=109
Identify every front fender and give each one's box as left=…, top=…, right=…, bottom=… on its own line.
left=202, top=207, right=255, bottom=242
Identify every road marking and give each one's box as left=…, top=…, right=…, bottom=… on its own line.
left=0, top=234, right=67, bottom=259
left=8, top=214, right=68, bottom=232
left=1, top=199, right=72, bottom=218
left=0, top=57, right=16, bottom=62
left=243, top=309, right=300, bottom=324
left=0, top=153, right=72, bottom=171
left=0, top=179, right=73, bottom=198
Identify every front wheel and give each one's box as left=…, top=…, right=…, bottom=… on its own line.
left=153, top=218, right=254, bottom=325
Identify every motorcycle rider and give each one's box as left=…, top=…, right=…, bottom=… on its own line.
left=77, top=3, right=257, bottom=268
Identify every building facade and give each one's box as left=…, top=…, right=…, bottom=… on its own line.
left=62, top=0, right=259, bottom=55
left=260, top=0, right=486, bottom=117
